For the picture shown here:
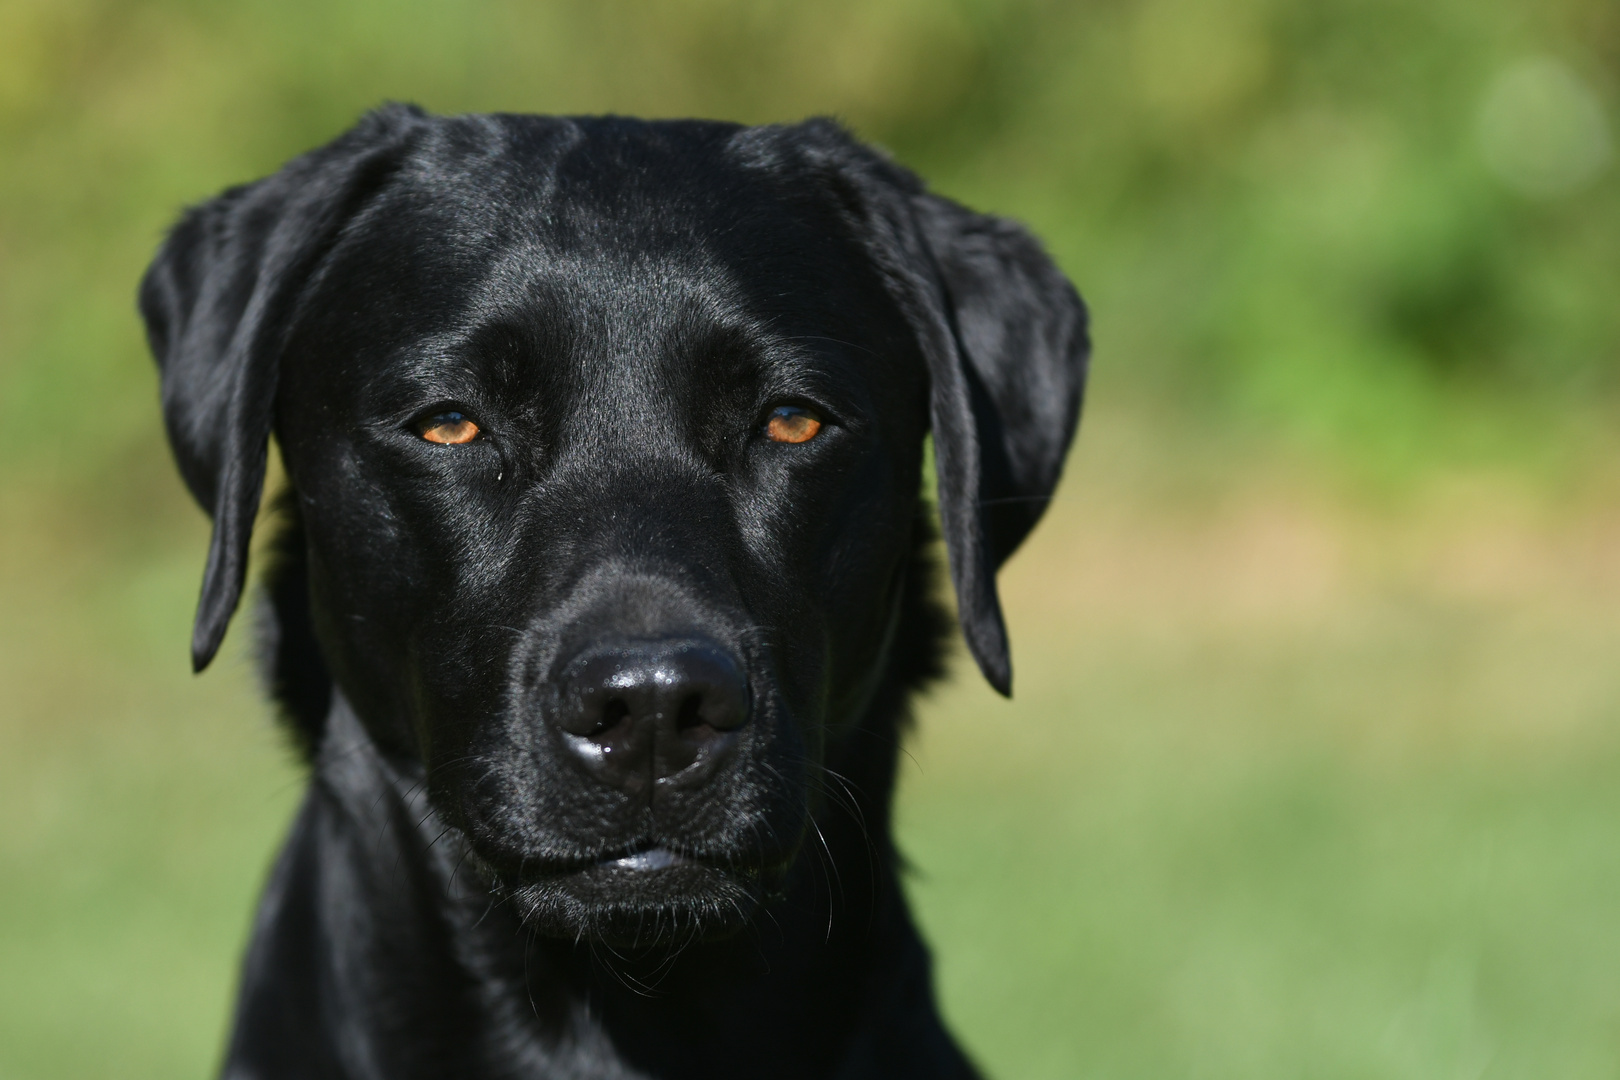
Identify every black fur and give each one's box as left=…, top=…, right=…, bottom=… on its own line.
left=139, top=106, right=1087, bottom=1079
left=255, top=491, right=332, bottom=757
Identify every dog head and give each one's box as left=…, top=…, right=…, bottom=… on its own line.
left=140, top=106, right=1087, bottom=945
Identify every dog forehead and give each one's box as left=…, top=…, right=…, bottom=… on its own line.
left=365, top=115, right=848, bottom=283
left=302, top=116, right=906, bottom=402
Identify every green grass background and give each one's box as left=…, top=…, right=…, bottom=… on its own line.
left=3, top=0, right=1620, bottom=1075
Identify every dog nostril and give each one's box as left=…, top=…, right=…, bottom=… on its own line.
left=596, top=698, right=631, bottom=737
left=675, top=693, right=705, bottom=732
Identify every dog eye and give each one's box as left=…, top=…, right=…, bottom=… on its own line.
left=419, top=411, right=481, bottom=445
left=764, top=406, right=822, bottom=444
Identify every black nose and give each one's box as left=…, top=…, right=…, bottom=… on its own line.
left=554, top=640, right=749, bottom=798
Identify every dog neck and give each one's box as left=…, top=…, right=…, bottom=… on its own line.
left=219, top=692, right=972, bottom=1079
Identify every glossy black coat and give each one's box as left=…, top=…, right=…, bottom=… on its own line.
left=139, top=106, right=1088, bottom=1079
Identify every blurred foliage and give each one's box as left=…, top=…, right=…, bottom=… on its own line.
left=1, top=0, right=1619, bottom=492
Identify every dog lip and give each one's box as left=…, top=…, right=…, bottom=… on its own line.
left=600, top=846, right=688, bottom=871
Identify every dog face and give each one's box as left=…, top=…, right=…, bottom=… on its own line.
left=140, top=108, right=1087, bottom=945
left=275, top=123, right=932, bottom=938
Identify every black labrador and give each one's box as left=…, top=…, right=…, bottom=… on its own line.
left=139, top=105, right=1087, bottom=1080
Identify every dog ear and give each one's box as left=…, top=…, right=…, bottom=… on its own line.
left=138, top=104, right=424, bottom=673
left=775, top=121, right=1089, bottom=695
left=907, top=191, right=1089, bottom=695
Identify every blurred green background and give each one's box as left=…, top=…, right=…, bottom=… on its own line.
left=3, top=0, right=1619, bottom=1076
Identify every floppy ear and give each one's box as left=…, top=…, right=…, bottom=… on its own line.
left=776, top=120, right=1089, bottom=695
left=138, top=103, right=424, bottom=673
left=908, top=191, right=1089, bottom=695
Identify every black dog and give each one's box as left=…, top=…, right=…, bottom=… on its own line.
left=139, top=105, right=1087, bottom=1079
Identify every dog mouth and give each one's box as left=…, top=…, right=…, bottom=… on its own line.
left=599, top=845, right=690, bottom=872
left=491, top=841, right=733, bottom=880
left=484, top=841, right=782, bottom=947
left=541, top=841, right=764, bottom=889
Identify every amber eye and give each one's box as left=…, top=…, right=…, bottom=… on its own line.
left=419, top=411, right=481, bottom=445
left=765, top=406, right=823, bottom=444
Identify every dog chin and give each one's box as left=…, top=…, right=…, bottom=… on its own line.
left=503, top=852, right=764, bottom=947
